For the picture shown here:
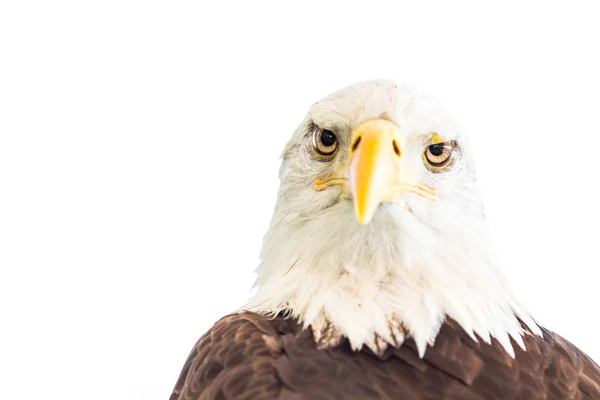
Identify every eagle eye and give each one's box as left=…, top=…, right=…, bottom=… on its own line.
left=423, top=141, right=455, bottom=171
left=312, top=126, right=338, bottom=158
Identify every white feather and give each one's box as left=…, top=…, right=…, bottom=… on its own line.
left=243, top=80, right=540, bottom=357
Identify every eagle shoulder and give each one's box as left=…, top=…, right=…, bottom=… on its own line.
left=170, top=312, right=600, bottom=400
left=170, top=312, right=289, bottom=400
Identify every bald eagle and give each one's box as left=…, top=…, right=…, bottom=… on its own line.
left=170, top=80, right=600, bottom=399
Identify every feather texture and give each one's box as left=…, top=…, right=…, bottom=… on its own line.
left=171, top=312, right=600, bottom=400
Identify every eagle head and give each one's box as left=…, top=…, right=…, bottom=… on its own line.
left=245, top=80, right=540, bottom=357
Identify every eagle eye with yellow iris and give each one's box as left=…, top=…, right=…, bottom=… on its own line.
left=312, top=126, right=339, bottom=158
left=423, top=140, right=456, bottom=171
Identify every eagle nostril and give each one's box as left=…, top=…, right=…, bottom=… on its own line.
left=392, top=140, right=401, bottom=157
left=351, top=136, right=362, bottom=153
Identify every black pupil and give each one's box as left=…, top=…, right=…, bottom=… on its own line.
left=320, top=130, right=336, bottom=147
left=429, top=143, right=445, bottom=156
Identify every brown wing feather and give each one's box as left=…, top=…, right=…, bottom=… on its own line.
left=170, top=312, right=600, bottom=400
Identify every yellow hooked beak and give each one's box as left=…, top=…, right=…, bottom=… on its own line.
left=348, top=119, right=438, bottom=224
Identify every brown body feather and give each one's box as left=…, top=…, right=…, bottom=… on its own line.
left=170, top=312, right=600, bottom=400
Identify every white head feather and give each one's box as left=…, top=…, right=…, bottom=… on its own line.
left=244, top=80, right=540, bottom=357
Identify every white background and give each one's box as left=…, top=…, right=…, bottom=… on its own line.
left=1, top=1, right=599, bottom=399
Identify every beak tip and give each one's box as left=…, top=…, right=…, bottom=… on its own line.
left=353, top=191, right=377, bottom=225
left=354, top=209, right=374, bottom=225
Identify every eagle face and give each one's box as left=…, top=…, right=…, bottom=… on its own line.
left=246, top=80, right=539, bottom=357
left=279, top=80, right=478, bottom=228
